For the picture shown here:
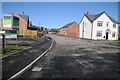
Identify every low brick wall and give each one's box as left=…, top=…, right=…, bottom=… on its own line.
left=18, top=30, right=38, bottom=37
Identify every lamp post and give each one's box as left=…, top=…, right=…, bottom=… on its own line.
left=23, top=12, right=25, bottom=36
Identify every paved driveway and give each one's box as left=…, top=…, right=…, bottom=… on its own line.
left=20, top=34, right=120, bottom=79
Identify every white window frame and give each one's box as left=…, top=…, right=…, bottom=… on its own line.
left=97, top=21, right=103, bottom=27
left=96, top=31, right=102, bottom=37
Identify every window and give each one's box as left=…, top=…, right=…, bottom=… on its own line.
left=112, top=32, right=116, bottom=37
left=96, top=31, right=102, bottom=37
left=97, top=21, right=103, bottom=27
left=113, top=24, right=116, bottom=28
left=107, top=22, right=109, bottom=27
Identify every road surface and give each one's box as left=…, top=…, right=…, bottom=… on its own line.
left=18, top=34, right=120, bottom=78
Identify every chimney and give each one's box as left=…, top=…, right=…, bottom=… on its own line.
left=87, top=12, right=89, bottom=15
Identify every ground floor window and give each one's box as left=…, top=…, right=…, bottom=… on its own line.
left=112, top=32, right=116, bottom=37
left=96, top=31, right=102, bottom=37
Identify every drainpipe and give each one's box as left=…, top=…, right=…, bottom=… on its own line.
left=91, top=22, right=93, bottom=40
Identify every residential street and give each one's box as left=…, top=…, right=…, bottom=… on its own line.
left=20, top=34, right=120, bottom=79
left=2, top=37, right=52, bottom=79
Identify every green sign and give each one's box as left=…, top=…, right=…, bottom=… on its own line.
left=0, top=29, right=5, bottom=34
left=3, top=16, right=12, bottom=27
left=5, top=30, right=17, bottom=38
left=6, top=30, right=17, bottom=34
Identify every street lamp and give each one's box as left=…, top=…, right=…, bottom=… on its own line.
left=23, top=12, right=25, bottom=36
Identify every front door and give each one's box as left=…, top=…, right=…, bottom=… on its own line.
left=106, top=32, right=108, bottom=40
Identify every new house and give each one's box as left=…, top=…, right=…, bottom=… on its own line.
left=59, top=22, right=79, bottom=38
left=79, top=12, right=119, bottom=40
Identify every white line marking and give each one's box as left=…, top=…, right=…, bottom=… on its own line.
left=8, top=39, right=53, bottom=80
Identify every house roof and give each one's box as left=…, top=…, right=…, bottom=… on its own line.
left=62, top=22, right=77, bottom=28
left=85, top=12, right=119, bottom=24
left=18, top=14, right=29, bottom=22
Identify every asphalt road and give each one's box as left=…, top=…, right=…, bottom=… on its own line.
left=15, top=34, right=120, bottom=79
left=2, top=37, right=52, bottom=79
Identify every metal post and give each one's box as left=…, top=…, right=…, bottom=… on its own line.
left=2, top=34, right=5, bottom=54
left=16, top=37, right=17, bottom=47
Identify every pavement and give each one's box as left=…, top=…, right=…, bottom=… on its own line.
left=2, top=37, right=52, bottom=79
left=19, top=34, right=120, bottom=79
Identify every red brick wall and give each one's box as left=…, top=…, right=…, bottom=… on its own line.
left=19, top=30, right=37, bottom=36
left=67, top=23, right=79, bottom=38
left=59, top=23, right=80, bottom=38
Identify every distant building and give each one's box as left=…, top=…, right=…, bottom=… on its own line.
left=59, top=22, right=79, bottom=38
left=80, top=12, right=119, bottom=40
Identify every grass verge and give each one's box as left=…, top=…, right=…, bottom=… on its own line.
left=0, top=44, right=30, bottom=58
left=18, top=35, right=45, bottom=39
left=111, top=40, right=120, bottom=44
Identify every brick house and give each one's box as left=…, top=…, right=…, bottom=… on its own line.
left=59, top=22, right=79, bottom=38
left=12, top=13, right=29, bottom=36
left=12, top=13, right=38, bottom=36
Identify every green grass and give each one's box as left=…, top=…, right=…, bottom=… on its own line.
left=18, top=35, right=46, bottom=39
left=111, top=40, right=120, bottom=44
left=0, top=45, right=30, bottom=58
left=38, top=35, right=45, bottom=39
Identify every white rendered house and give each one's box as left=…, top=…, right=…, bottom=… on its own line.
left=79, top=12, right=119, bottom=40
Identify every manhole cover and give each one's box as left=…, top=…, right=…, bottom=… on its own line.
left=32, top=67, right=43, bottom=72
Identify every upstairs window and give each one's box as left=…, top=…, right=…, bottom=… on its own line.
left=97, top=21, right=103, bottom=27
left=96, top=31, right=102, bottom=37
left=107, top=22, right=109, bottom=27
left=112, top=32, right=116, bottom=37
left=113, top=24, right=116, bottom=28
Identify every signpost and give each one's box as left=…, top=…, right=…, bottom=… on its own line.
left=0, top=30, right=18, bottom=54
left=0, top=30, right=5, bottom=54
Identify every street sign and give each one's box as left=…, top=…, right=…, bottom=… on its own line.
left=0, top=30, right=5, bottom=34
left=0, top=30, right=5, bottom=38
left=5, top=30, right=17, bottom=38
